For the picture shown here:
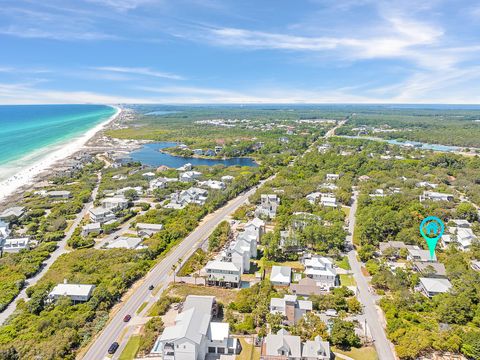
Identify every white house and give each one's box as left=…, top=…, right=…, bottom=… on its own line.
left=116, top=186, right=143, bottom=197
left=179, top=171, right=202, bottom=182
left=166, top=187, right=209, bottom=209
left=418, top=277, right=452, bottom=298
left=442, top=221, right=477, bottom=251
left=105, top=236, right=144, bottom=250
left=270, top=266, right=291, bottom=286
left=419, top=191, right=454, bottom=202
left=270, top=295, right=312, bottom=325
left=244, top=218, right=265, bottom=240
left=0, top=206, right=25, bottom=220
left=142, top=172, right=156, bottom=180
left=150, top=296, right=240, bottom=359
left=407, top=247, right=436, bottom=262
left=100, top=197, right=129, bottom=211
left=256, top=194, right=280, bottom=218
left=302, top=254, right=338, bottom=289
left=81, top=223, right=102, bottom=237
left=1, top=237, right=32, bottom=253
left=320, top=195, right=337, bottom=207
left=136, top=223, right=163, bottom=237
left=46, top=190, right=72, bottom=199
left=416, top=181, right=438, bottom=189
left=261, top=330, right=330, bottom=360
left=198, top=180, right=226, bottom=190
left=326, top=173, right=340, bottom=181
left=306, top=192, right=322, bottom=205
left=177, top=163, right=192, bottom=171
left=48, top=282, right=95, bottom=303
left=205, top=260, right=242, bottom=288
left=89, top=207, right=116, bottom=224
left=221, top=175, right=234, bottom=183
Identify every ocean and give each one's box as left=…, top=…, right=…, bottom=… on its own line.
left=0, top=104, right=116, bottom=167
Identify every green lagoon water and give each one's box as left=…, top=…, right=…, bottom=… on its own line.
left=0, top=104, right=116, bottom=167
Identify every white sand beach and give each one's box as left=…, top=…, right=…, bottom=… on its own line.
left=0, top=105, right=121, bottom=202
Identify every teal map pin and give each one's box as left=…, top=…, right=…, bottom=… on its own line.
left=419, top=216, right=444, bottom=260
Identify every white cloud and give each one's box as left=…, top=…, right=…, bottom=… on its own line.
left=92, top=66, right=185, bottom=80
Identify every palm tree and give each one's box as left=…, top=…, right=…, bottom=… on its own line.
left=171, top=264, right=177, bottom=283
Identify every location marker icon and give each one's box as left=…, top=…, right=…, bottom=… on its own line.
left=419, top=216, right=445, bottom=260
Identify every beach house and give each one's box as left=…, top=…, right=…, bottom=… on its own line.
left=261, top=330, right=330, bottom=360
left=419, top=191, right=454, bottom=202
left=48, top=281, right=95, bottom=304
left=81, top=223, right=102, bottom=236
left=1, top=237, right=32, bottom=253
left=302, top=254, right=338, bottom=289
left=136, top=223, right=163, bottom=237
left=270, top=266, right=292, bottom=286
left=255, top=194, right=280, bottom=218
left=150, top=296, right=240, bottom=358
left=204, top=260, right=242, bottom=288
left=105, top=236, right=144, bottom=250
left=89, top=207, right=116, bottom=224
left=0, top=206, right=25, bottom=221
left=418, top=277, right=452, bottom=298
left=269, top=295, right=313, bottom=325
left=100, top=197, right=129, bottom=211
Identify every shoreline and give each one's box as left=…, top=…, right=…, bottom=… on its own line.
left=0, top=105, right=122, bottom=203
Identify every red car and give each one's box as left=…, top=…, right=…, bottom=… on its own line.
left=123, top=314, right=131, bottom=322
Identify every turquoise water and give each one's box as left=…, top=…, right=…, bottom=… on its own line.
left=0, top=104, right=116, bottom=166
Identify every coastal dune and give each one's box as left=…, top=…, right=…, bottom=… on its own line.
left=0, top=106, right=121, bottom=202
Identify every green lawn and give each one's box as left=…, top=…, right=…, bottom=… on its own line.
left=340, top=274, right=356, bottom=286
left=333, top=346, right=378, bottom=360
left=119, top=335, right=141, bottom=360
left=136, top=301, right=148, bottom=314
left=236, top=338, right=260, bottom=360
left=335, top=256, right=351, bottom=270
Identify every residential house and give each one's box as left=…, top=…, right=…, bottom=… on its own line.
left=419, top=191, right=454, bottom=202
left=302, top=254, right=338, bottom=289
left=48, top=282, right=95, bottom=303
left=204, top=260, right=242, bottom=288
left=150, top=295, right=240, bottom=358
left=1, top=237, right=32, bottom=253
left=306, top=192, right=322, bottom=205
left=136, top=223, right=163, bottom=237
left=244, top=217, right=265, bottom=240
left=105, top=236, right=144, bottom=250
left=270, top=295, right=313, bottom=325
left=407, top=247, right=436, bottom=262
left=471, top=260, right=480, bottom=271
left=177, top=163, right=192, bottom=171
left=166, top=187, right=209, bottom=209
left=320, top=195, right=337, bottom=207
left=89, top=207, right=116, bottom=224
left=416, top=181, right=438, bottom=189
left=100, top=197, right=129, bottom=211
left=261, top=330, right=330, bottom=360
left=442, top=221, right=477, bottom=251
left=112, top=174, right=127, bottom=180
left=325, top=173, right=340, bottom=181
left=142, top=172, right=156, bottom=180
left=290, top=277, right=324, bottom=297
left=116, top=186, right=143, bottom=197
left=0, top=206, right=25, bottom=221
left=199, top=180, right=226, bottom=190
left=193, top=149, right=203, bottom=155
left=255, top=194, right=280, bottom=218
left=46, top=190, right=72, bottom=199
left=179, top=171, right=202, bottom=182
left=81, top=223, right=101, bottom=237
left=270, top=266, right=291, bottom=286
left=412, top=261, right=447, bottom=278
left=215, top=145, right=223, bottom=154
left=221, top=175, right=234, bottom=183
left=418, top=277, right=452, bottom=298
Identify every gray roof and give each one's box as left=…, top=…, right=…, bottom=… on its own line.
left=159, top=295, right=214, bottom=344
left=0, top=206, right=25, bottom=218
left=271, top=266, right=291, bottom=284
left=264, top=330, right=302, bottom=358
left=413, top=261, right=447, bottom=277
left=302, top=336, right=330, bottom=359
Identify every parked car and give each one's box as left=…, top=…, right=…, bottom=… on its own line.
left=148, top=284, right=154, bottom=290
left=108, top=342, right=119, bottom=354
left=123, top=314, right=131, bottom=322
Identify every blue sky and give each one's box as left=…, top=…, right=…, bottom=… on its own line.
left=1, top=0, right=480, bottom=104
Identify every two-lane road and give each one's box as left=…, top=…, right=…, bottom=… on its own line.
left=346, top=190, right=396, bottom=360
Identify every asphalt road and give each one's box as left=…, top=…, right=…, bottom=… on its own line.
left=0, top=172, right=102, bottom=326
left=81, top=178, right=271, bottom=360
left=346, top=190, right=396, bottom=360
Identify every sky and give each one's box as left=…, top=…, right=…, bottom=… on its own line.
left=1, top=0, right=480, bottom=104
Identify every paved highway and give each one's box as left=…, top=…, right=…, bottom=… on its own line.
left=81, top=178, right=272, bottom=360
left=346, top=190, right=396, bottom=360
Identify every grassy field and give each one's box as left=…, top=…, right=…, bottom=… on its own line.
left=236, top=337, right=260, bottom=360
left=136, top=302, right=148, bottom=314
left=169, top=283, right=238, bottom=304
left=340, top=274, right=356, bottom=286
left=119, top=335, right=141, bottom=360
left=333, top=346, right=378, bottom=360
